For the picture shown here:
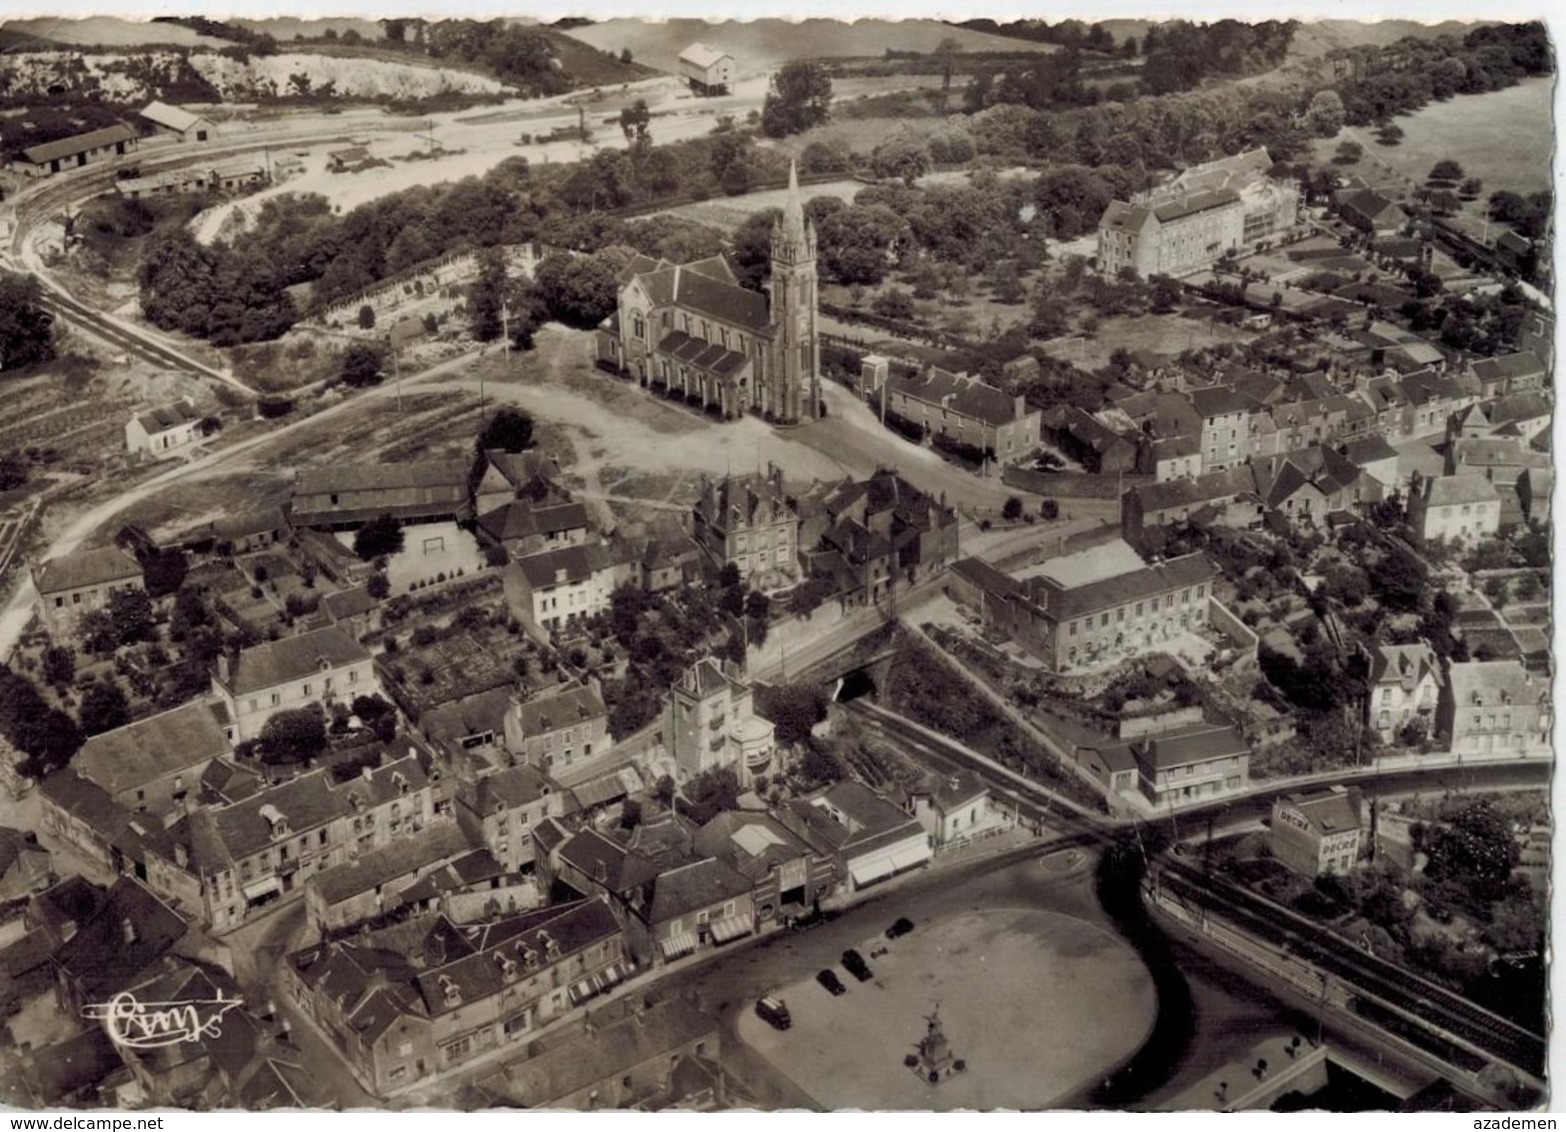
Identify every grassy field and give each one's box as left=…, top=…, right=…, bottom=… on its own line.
left=1315, top=77, right=1553, bottom=202
left=559, top=18, right=1056, bottom=78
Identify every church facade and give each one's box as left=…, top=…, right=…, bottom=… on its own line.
left=596, top=163, right=822, bottom=425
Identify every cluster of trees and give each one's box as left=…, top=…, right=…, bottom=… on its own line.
left=138, top=228, right=296, bottom=346
left=0, top=666, right=81, bottom=778
left=0, top=274, right=58, bottom=373
left=353, top=514, right=405, bottom=562
left=1327, top=23, right=1550, bottom=128
left=1487, top=189, right=1553, bottom=241
left=759, top=62, right=834, bottom=138
left=78, top=587, right=157, bottom=656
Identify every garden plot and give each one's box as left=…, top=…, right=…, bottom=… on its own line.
left=383, top=624, right=534, bottom=714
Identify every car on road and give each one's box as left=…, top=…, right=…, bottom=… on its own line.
left=755, top=995, right=792, bottom=1030
left=842, top=949, right=873, bottom=982
left=816, top=969, right=847, bottom=996
left=886, top=917, right=915, bottom=940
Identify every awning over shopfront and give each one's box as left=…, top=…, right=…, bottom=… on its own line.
left=599, top=959, right=632, bottom=988
left=889, top=846, right=932, bottom=872
left=243, top=877, right=282, bottom=902
left=709, top=915, right=753, bottom=944
left=659, top=932, right=700, bottom=961
left=848, top=856, right=898, bottom=889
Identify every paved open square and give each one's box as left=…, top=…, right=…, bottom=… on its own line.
left=736, top=909, right=1156, bottom=1110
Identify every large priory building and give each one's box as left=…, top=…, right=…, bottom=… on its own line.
left=596, top=163, right=822, bottom=424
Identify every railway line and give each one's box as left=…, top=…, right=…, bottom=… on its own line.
left=844, top=698, right=1548, bottom=1082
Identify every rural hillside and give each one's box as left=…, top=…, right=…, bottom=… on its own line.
left=558, top=17, right=1057, bottom=77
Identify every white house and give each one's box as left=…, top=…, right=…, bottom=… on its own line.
left=1363, top=640, right=1442, bottom=744
left=502, top=544, right=615, bottom=642
left=678, top=43, right=736, bottom=95
left=126, top=399, right=205, bottom=460
left=32, top=546, right=144, bottom=637
left=210, top=626, right=378, bottom=742
left=906, top=771, right=1004, bottom=849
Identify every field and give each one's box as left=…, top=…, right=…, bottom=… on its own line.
left=559, top=18, right=1057, bottom=79
left=1315, top=77, right=1553, bottom=203
left=0, top=16, right=230, bottom=47
left=736, top=909, right=1155, bottom=1110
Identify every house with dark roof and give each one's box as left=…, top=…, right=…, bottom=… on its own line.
left=505, top=681, right=609, bottom=774
left=778, top=780, right=931, bottom=892
left=478, top=498, right=594, bottom=560
left=125, top=398, right=205, bottom=460
left=305, top=820, right=474, bottom=934
left=796, top=467, right=959, bottom=609
left=1252, top=446, right=1383, bottom=528
left=1129, top=723, right=1250, bottom=806
left=1120, top=466, right=1263, bottom=540
left=1468, top=350, right=1547, bottom=398
left=1336, top=188, right=1406, bottom=234
left=420, top=685, right=516, bottom=763
left=1484, top=391, right=1551, bottom=445
left=38, top=769, right=135, bottom=875
left=453, top=761, right=562, bottom=873
left=502, top=543, right=616, bottom=642
left=1406, top=473, right=1500, bottom=547
left=1098, top=189, right=1248, bottom=278
left=904, top=770, right=1003, bottom=849
left=1272, top=787, right=1364, bottom=877
left=1189, top=386, right=1255, bottom=470
left=284, top=898, right=628, bottom=1096
left=1445, top=436, right=1551, bottom=484
left=74, top=699, right=230, bottom=813
left=50, top=876, right=189, bottom=1017
left=691, top=466, right=799, bottom=583
left=1363, top=641, right=1442, bottom=744
left=1437, top=660, right=1551, bottom=758
left=666, top=657, right=775, bottom=787
left=1340, top=435, right=1401, bottom=490
left=1040, top=405, right=1137, bottom=474
left=31, top=545, right=144, bottom=637
left=210, top=625, right=377, bottom=741
left=1399, top=368, right=1474, bottom=436
left=321, top=583, right=381, bottom=637
left=473, top=449, right=565, bottom=516
left=867, top=360, right=1042, bottom=466
left=0, top=828, right=53, bottom=901
left=16, top=123, right=138, bottom=177
left=291, top=460, right=470, bottom=529
left=139, top=752, right=435, bottom=934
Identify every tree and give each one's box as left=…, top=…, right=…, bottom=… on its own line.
left=760, top=61, right=834, bottom=138
left=1333, top=139, right=1364, bottom=164
left=1428, top=159, right=1464, bottom=184
left=1368, top=545, right=1426, bottom=612
left=41, top=644, right=75, bottom=687
left=618, top=98, right=651, bottom=143
left=532, top=249, right=622, bottom=329
left=760, top=683, right=828, bottom=746
left=367, top=572, right=391, bottom=600
left=1306, top=89, right=1346, bottom=137
left=477, top=406, right=534, bottom=453
left=339, top=342, right=385, bottom=388
left=1002, top=496, right=1023, bottom=521
left=872, top=288, right=916, bottom=321
left=1421, top=799, right=1521, bottom=912
left=357, top=303, right=376, bottom=329
left=619, top=46, right=633, bottom=64
left=684, top=766, right=741, bottom=820
left=870, top=130, right=932, bottom=186
left=1459, top=177, right=1484, bottom=200
left=467, top=248, right=508, bottom=342
left=0, top=452, right=27, bottom=492
left=354, top=514, right=405, bottom=561
left=258, top=705, right=328, bottom=764
left=78, top=677, right=130, bottom=737
left=0, top=274, right=58, bottom=372
left=141, top=548, right=188, bottom=599
left=108, top=587, right=154, bottom=646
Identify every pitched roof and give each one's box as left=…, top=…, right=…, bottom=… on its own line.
left=51, top=878, right=188, bottom=1000
left=1279, top=788, right=1362, bottom=836
left=1342, top=435, right=1399, bottom=465
left=322, top=584, right=378, bottom=621
left=1153, top=187, right=1241, bottom=223
left=557, top=827, right=658, bottom=893
left=692, top=471, right=797, bottom=533
left=648, top=856, right=752, bottom=921
left=513, top=542, right=611, bottom=590
left=1424, top=475, right=1500, bottom=507
left=38, top=769, right=130, bottom=839
left=1487, top=391, right=1551, bottom=427
left=310, top=821, right=473, bottom=905
left=1025, top=551, right=1216, bottom=623
left=1189, top=386, right=1254, bottom=419
left=422, top=686, right=515, bottom=749
left=1450, top=437, right=1551, bottom=471
left=469, top=764, right=553, bottom=814
left=511, top=682, right=607, bottom=738
left=32, top=545, right=141, bottom=595
left=1133, top=724, right=1249, bottom=771
left=21, top=123, right=137, bottom=165
left=1446, top=659, right=1548, bottom=709
left=950, top=557, right=1020, bottom=602
left=889, top=367, right=1021, bottom=427
left=217, top=625, right=369, bottom=695
left=74, top=699, right=228, bottom=798
left=134, top=398, right=201, bottom=435
left=1130, top=466, right=1258, bottom=515
left=679, top=42, right=733, bottom=68
left=1367, top=642, right=1442, bottom=691
left=1471, top=351, right=1546, bottom=384
left=294, top=459, right=468, bottom=499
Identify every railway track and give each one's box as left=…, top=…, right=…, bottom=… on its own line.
left=848, top=699, right=1547, bottom=1081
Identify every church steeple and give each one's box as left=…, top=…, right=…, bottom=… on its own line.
left=782, top=160, right=807, bottom=246
left=773, top=160, right=815, bottom=265
left=767, top=159, right=820, bottom=425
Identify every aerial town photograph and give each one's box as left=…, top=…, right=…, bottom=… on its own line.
left=0, top=5, right=1551, bottom=1115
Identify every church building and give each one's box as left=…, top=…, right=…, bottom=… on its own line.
left=596, top=163, right=822, bottom=425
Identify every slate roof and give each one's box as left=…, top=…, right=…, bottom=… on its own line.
left=422, top=685, right=515, bottom=750
left=1189, top=386, right=1254, bottom=420
left=134, top=398, right=201, bottom=435
left=32, top=545, right=141, bottom=595
left=888, top=367, right=1022, bottom=427
left=21, top=123, right=137, bottom=165
left=480, top=499, right=592, bottom=544
left=632, top=261, right=769, bottom=332
left=786, top=781, right=923, bottom=857
left=212, top=506, right=286, bottom=542
left=1338, top=189, right=1403, bottom=226
left=310, top=821, right=473, bottom=905
left=1131, top=466, right=1258, bottom=515
left=1424, top=475, right=1500, bottom=508
left=1280, top=787, right=1362, bottom=836
left=512, top=682, right=607, bottom=738
left=1025, top=551, right=1216, bottom=623
left=295, top=460, right=468, bottom=499
left=1446, top=659, right=1548, bottom=710
left=648, top=857, right=752, bottom=922
left=950, top=556, right=1020, bottom=602
left=1367, top=642, right=1442, bottom=691
left=468, top=764, right=553, bottom=816
left=322, top=584, right=378, bottom=623
left=29, top=875, right=103, bottom=939
left=216, top=625, right=369, bottom=695
left=693, top=811, right=812, bottom=881
left=1450, top=438, right=1551, bottom=472
left=513, top=543, right=611, bottom=590
left=1487, top=391, right=1551, bottom=427
left=73, top=699, right=228, bottom=799
left=1471, top=351, right=1545, bottom=386
left=38, top=770, right=130, bottom=841
left=557, top=828, right=658, bottom=893
left=52, top=878, right=188, bottom=1001
left=693, top=471, right=797, bottom=534
left=1153, top=187, right=1240, bottom=223
left=1342, top=435, right=1399, bottom=465
left=1133, top=724, right=1249, bottom=771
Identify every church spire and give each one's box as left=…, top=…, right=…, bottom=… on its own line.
left=782, top=159, right=807, bottom=245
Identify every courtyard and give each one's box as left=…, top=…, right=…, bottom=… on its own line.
left=735, top=908, right=1155, bottom=1110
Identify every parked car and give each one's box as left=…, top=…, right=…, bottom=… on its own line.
left=755, top=995, right=792, bottom=1030
left=842, top=949, right=873, bottom=982
left=886, top=917, right=915, bottom=940
left=816, top=969, right=847, bottom=996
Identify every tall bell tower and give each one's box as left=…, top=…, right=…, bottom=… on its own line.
left=768, top=161, right=821, bottom=424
